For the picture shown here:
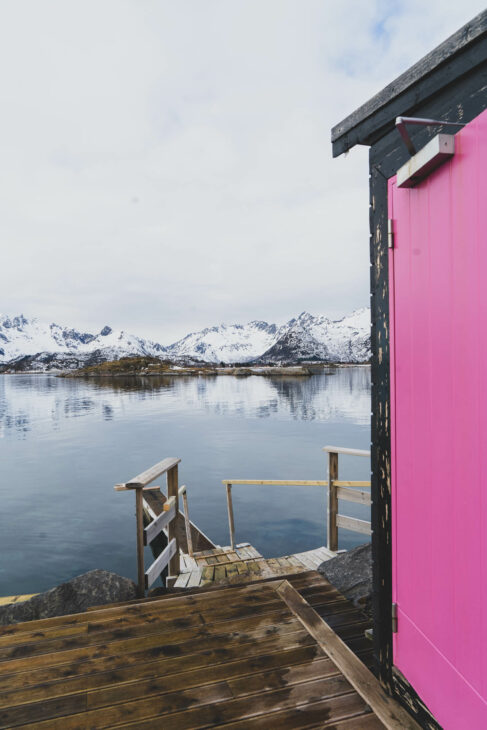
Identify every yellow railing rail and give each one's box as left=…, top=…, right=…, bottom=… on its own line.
left=222, top=445, right=371, bottom=552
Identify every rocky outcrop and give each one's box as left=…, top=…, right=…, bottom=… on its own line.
left=318, top=543, right=372, bottom=616
left=0, top=570, right=137, bottom=625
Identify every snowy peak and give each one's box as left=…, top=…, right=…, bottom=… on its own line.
left=0, top=315, right=167, bottom=366
left=0, top=308, right=370, bottom=371
left=167, top=309, right=370, bottom=365
left=256, top=308, right=370, bottom=364
left=166, top=319, right=281, bottom=364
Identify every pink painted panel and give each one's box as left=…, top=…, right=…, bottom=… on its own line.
left=389, top=108, right=487, bottom=729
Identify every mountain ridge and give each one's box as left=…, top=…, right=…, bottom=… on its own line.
left=0, top=309, right=370, bottom=372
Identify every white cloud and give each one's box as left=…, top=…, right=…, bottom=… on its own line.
left=0, top=0, right=484, bottom=341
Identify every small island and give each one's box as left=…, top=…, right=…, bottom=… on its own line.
left=58, top=355, right=318, bottom=378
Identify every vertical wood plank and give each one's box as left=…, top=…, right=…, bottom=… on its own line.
left=226, top=484, right=236, bottom=549
left=135, top=488, right=145, bottom=597
left=182, top=488, right=194, bottom=557
left=327, top=452, right=339, bottom=552
left=167, top=464, right=180, bottom=578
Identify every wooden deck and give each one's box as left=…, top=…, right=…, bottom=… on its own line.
left=0, top=571, right=419, bottom=728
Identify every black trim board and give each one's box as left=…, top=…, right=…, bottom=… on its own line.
left=368, top=58, right=487, bottom=729
left=332, top=10, right=487, bottom=157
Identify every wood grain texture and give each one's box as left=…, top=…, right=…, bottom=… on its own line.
left=222, top=480, right=329, bottom=487
left=125, top=457, right=181, bottom=488
left=0, top=572, right=392, bottom=729
left=276, top=580, right=420, bottom=729
left=166, top=464, right=180, bottom=578
left=327, top=451, right=339, bottom=552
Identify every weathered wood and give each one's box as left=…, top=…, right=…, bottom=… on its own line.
left=327, top=451, right=339, bottom=552
left=145, top=538, right=177, bottom=589
left=0, top=628, right=315, bottom=699
left=220, top=699, right=380, bottom=730
left=179, top=485, right=194, bottom=557
left=113, top=484, right=161, bottom=492
left=336, top=486, right=372, bottom=506
left=143, top=498, right=175, bottom=546
left=276, top=581, right=421, bottom=729
left=143, top=489, right=215, bottom=554
left=166, top=464, right=180, bottom=578
left=173, top=571, right=191, bottom=588
left=226, top=483, right=236, bottom=549
left=124, top=457, right=181, bottom=489
left=333, top=480, right=371, bottom=488
left=336, top=515, right=372, bottom=535
left=135, top=488, right=145, bottom=597
left=115, top=680, right=370, bottom=730
left=0, top=646, right=333, bottom=716
left=222, top=479, right=329, bottom=487
left=0, top=572, right=376, bottom=721
left=323, top=446, right=371, bottom=457
left=331, top=10, right=487, bottom=155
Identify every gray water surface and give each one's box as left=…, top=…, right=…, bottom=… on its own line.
left=0, top=368, right=371, bottom=595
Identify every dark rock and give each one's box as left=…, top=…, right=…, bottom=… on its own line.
left=0, top=570, right=137, bottom=625
left=318, top=543, right=372, bottom=616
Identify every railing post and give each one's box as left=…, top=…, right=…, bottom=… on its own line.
left=327, top=451, right=339, bottom=552
left=226, top=483, right=235, bottom=549
left=135, top=487, right=145, bottom=597
left=167, top=464, right=180, bottom=578
left=180, top=485, right=194, bottom=557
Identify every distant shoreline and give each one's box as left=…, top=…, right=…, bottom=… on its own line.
left=0, top=362, right=371, bottom=377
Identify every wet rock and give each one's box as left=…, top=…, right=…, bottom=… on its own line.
left=318, top=543, right=372, bottom=616
left=0, top=570, right=137, bottom=625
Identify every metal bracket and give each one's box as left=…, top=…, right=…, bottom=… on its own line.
left=388, top=219, right=394, bottom=249
left=397, top=134, right=455, bottom=188
left=396, top=116, right=465, bottom=156
left=392, top=602, right=398, bottom=633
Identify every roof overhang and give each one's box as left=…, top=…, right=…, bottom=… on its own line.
left=331, top=11, right=487, bottom=157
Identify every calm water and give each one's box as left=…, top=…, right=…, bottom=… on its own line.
left=0, top=368, right=371, bottom=595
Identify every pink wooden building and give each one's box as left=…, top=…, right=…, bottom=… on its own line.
left=332, top=11, right=487, bottom=729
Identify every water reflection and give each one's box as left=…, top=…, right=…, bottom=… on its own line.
left=0, top=368, right=370, bottom=438
left=0, top=369, right=371, bottom=595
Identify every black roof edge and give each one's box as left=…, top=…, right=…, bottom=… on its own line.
left=331, top=10, right=487, bottom=157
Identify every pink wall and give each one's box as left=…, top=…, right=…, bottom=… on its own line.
left=389, top=109, right=487, bottom=728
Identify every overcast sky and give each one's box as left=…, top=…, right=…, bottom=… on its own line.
left=1, top=1, right=485, bottom=343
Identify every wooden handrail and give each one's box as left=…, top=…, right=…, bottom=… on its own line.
left=223, top=446, right=371, bottom=553
left=144, top=496, right=176, bottom=546
left=222, top=479, right=329, bottom=487
left=323, top=445, right=371, bottom=457
left=145, top=538, right=177, bottom=590
left=124, top=457, right=181, bottom=489
left=113, top=484, right=161, bottom=492
left=333, top=480, right=371, bottom=487
left=326, top=446, right=371, bottom=552
left=114, top=457, right=181, bottom=596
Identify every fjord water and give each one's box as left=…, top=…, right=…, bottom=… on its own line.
left=0, top=368, right=371, bottom=596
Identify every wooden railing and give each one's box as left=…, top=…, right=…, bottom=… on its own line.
left=222, top=445, right=371, bottom=552
left=323, top=445, right=371, bottom=552
left=114, top=457, right=184, bottom=596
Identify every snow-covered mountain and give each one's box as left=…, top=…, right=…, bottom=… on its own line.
left=255, top=308, right=371, bottom=364
left=0, top=309, right=370, bottom=371
left=166, top=321, right=280, bottom=364
left=0, top=315, right=167, bottom=371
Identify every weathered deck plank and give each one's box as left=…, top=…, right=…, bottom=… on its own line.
left=0, top=572, right=414, bottom=729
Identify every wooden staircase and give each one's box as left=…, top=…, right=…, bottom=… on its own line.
left=173, top=543, right=337, bottom=589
